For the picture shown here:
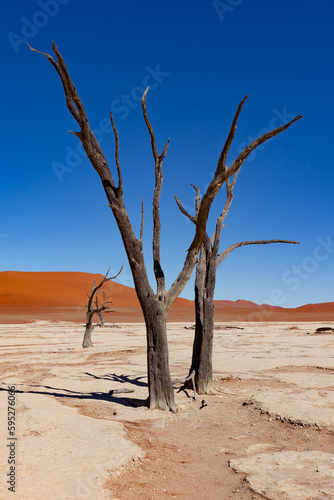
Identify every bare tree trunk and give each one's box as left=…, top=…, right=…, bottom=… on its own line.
left=82, top=325, right=95, bottom=348
left=82, top=311, right=95, bottom=348
left=127, top=272, right=175, bottom=411
left=192, top=295, right=215, bottom=394
left=143, top=301, right=175, bottom=411
left=187, top=243, right=216, bottom=393
left=98, top=312, right=105, bottom=327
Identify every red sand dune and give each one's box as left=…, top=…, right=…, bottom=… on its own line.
left=0, top=271, right=192, bottom=323
left=296, top=302, right=334, bottom=311
left=214, top=299, right=281, bottom=310
left=0, top=271, right=138, bottom=307
left=0, top=271, right=333, bottom=323
left=0, top=271, right=192, bottom=308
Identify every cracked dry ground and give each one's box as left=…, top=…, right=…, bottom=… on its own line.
left=104, top=377, right=334, bottom=500
left=1, top=321, right=334, bottom=499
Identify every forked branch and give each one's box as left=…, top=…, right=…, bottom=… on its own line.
left=174, top=195, right=197, bottom=224
left=217, top=95, right=248, bottom=170
left=216, top=239, right=299, bottom=267
left=87, top=267, right=117, bottom=312
left=210, top=170, right=240, bottom=252
left=28, top=42, right=116, bottom=190
left=142, top=88, right=170, bottom=296
left=93, top=290, right=113, bottom=314
left=188, top=105, right=302, bottom=254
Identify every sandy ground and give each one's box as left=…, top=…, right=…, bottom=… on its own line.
left=1, top=321, right=334, bottom=499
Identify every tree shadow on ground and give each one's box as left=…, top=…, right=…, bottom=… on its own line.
left=0, top=377, right=148, bottom=408
left=84, top=372, right=147, bottom=388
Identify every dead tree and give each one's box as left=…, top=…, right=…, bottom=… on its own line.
left=29, top=43, right=301, bottom=411
left=82, top=270, right=117, bottom=348
left=176, top=171, right=299, bottom=394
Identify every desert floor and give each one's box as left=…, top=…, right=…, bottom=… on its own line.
left=1, top=321, right=334, bottom=499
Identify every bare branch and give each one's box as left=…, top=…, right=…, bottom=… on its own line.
left=178, top=370, right=197, bottom=400
left=109, top=266, right=123, bottom=280
left=29, top=43, right=116, bottom=190
left=188, top=113, right=302, bottom=255
left=110, top=112, right=123, bottom=197
left=230, top=168, right=240, bottom=190
left=141, top=88, right=170, bottom=162
left=87, top=267, right=122, bottom=319
left=219, top=178, right=234, bottom=224
left=53, top=42, right=89, bottom=136
left=161, top=138, right=170, bottom=162
left=89, top=267, right=122, bottom=304
left=209, top=167, right=241, bottom=247
left=228, top=114, right=302, bottom=178
left=210, top=166, right=241, bottom=246
left=178, top=96, right=247, bottom=253
left=142, top=87, right=159, bottom=160
left=68, top=130, right=81, bottom=138
left=174, top=184, right=201, bottom=225
left=174, top=195, right=196, bottom=224
left=191, top=184, right=201, bottom=216
left=167, top=105, right=301, bottom=309
left=51, top=42, right=85, bottom=108
left=211, top=214, right=224, bottom=258
left=217, top=239, right=300, bottom=268
left=28, top=43, right=80, bottom=123
left=140, top=198, right=144, bottom=243
left=141, top=87, right=170, bottom=296
left=93, top=301, right=112, bottom=314
left=217, top=95, right=248, bottom=170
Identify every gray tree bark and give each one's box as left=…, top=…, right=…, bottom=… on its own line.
left=82, top=313, right=95, bottom=348
left=98, top=312, right=105, bottom=328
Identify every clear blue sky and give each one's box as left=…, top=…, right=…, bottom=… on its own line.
left=0, top=0, right=333, bottom=308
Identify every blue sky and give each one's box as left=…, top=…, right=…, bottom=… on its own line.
left=0, top=0, right=333, bottom=308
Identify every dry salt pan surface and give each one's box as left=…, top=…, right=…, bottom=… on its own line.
left=0, top=320, right=334, bottom=499
left=230, top=449, right=334, bottom=499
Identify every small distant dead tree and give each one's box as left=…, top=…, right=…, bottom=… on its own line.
left=176, top=172, right=299, bottom=394
left=82, top=268, right=121, bottom=348
left=30, top=42, right=301, bottom=411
